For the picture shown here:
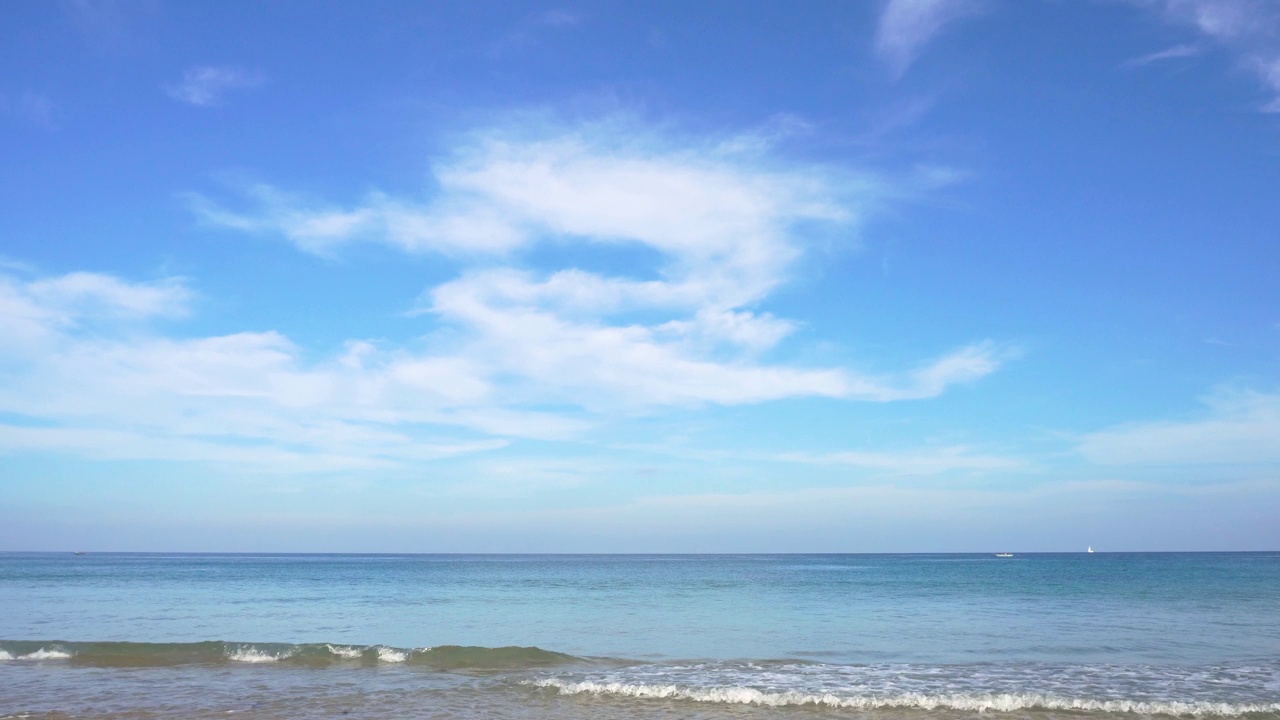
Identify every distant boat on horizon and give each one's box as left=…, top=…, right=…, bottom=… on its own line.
left=995, top=553, right=1014, bottom=558
left=1087, top=546, right=1094, bottom=553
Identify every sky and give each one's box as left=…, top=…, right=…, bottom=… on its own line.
left=1, top=0, right=1278, bottom=552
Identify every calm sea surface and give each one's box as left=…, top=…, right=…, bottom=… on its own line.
left=2, top=552, right=1278, bottom=719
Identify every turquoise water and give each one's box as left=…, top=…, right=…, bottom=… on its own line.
left=2, top=552, right=1278, bottom=719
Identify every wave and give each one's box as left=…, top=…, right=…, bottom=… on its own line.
left=530, top=679, right=1280, bottom=716
left=0, top=640, right=581, bottom=669
left=324, top=644, right=363, bottom=659
left=6, top=639, right=1278, bottom=717
left=225, top=645, right=295, bottom=663
left=0, top=647, right=73, bottom=661
left=376, top=646, right=409, bottom=663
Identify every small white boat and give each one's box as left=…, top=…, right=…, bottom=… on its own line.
left=995, top=553, right=1013, bottom=558
left=1087, top=546, right=1094, bottom=553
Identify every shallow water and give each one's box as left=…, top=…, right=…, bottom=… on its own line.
left=2, top=552, right=1278, bottom=719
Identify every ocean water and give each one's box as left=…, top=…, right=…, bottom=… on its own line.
left=1, top=552, right=1278, bottom=719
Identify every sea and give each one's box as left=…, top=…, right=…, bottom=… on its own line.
left=1, top=552, right=1278, bottom=719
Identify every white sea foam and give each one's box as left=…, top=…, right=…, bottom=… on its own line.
left=0, top=650, right=14, bottom=660
left=19, top=648, right=73, bottom=660
left=226, top=647, right=292, bottom=663
left=530, top=679, right=1280, bottom=716
left=325, top=644, right=364, bottom=659
left=375, top=646, right=408, bottom=663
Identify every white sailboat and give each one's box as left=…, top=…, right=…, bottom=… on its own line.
left=1087, top=546, right=1094, bottom=553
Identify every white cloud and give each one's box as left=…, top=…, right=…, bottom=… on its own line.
left=893, top=340, right=1011, bottom=400
left=0, top=90, right=57, bottom=130
left=192, top=118, right=1006, bottom=411
left=0, top=270, right=530, bottom=469
left=1257, top=57, right=1280, bottom=111
left=63, top=0, right=155, bottom=50
left=874, top=0, right=983, bottom=78
left=26, top=271, right=192, bottom=318
left=1123, top=43, right=1202, bottom=67
left=425, top=282, right=847, bottom=408
left=776, top=445, right=1022, bottom=475
left=361, top=474, right=1278, bottom=552
left=0, top=256, right=34, bottom=272
left=1159, top=0, right=1268, bottom=38
left=1139, top=0, right=1280, bottom=110
left=0, top=426, right=497, bottom=473
left=1079, top=389, right=1280, bottom=465
left=0, top=91, right=56, bottom=130
left=0, top=271, right=191, bottom=347
left=432, top=457, right=607, bottom=498
left=485, top=8, right=586, bottom=59
left=0, top=120, right=1009, bottom=470
left=166, top=66, right=264, bottom=107
left=195, top=123, right=853, bottom=304
left=537, top=9, right=582, bottom=27
left=422, top=269, right=1008, bottom=409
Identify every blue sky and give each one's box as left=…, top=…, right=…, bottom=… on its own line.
left=1, top=0, right=1278, bottom=552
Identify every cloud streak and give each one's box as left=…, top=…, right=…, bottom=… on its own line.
left=874, top=0, right=983, bottom=78
left=1123, top=43, right=1202, bottom=67
left=0, top=91, right=56, bottom=130
left=1137, top=0, right=1280, bottom=110
left=776, top=445, right=1023, bottom=475
left=1078, top=389, right=1280, bottom=465
left=166, top=66, right=264, bottom=107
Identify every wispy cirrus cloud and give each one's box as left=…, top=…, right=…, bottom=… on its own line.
left=1123, top=43, right=1202, bottom=68
left=63, top=0, right=157, bottom=51
left=874, top=0, right=984, bottom=78
left=776, top=445, right=1023, bottom=475
left=339, top=474, right=1280, bottom=552
left=487, top=8, right=585, bottom=59
left=1257, top=58, right=1280, bottom=111
left=1157, top=0, right=1270, bottom=37
left=0, top=91, right=56, bottom=130
left=1079, top=388, right=1280, bottom=465
left=1135, top=0, right=1280, bottom=110
left=537, top=9, right=582, bottom=28
left=0, top=256, right=34, bottom=272
left=166, top=66, right=264, bottom=107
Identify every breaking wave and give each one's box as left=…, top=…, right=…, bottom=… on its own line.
left=324, top=644, right=363, bottom=659
left=0, top=639, right=581, bottom=669
left=226, top=645, right=295, bottom=663
left=531, top=679, right=1280, bottom=716
left=376, top=646, right=409, bottom=663
left=0, top=646, right=73, bottom=661
left=5, top=638, right=1279, bottom=717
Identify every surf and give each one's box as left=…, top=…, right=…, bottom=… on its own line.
left=530, top=678, right=1280, bottom=716
left=0, top=639, right=584, bottom=669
